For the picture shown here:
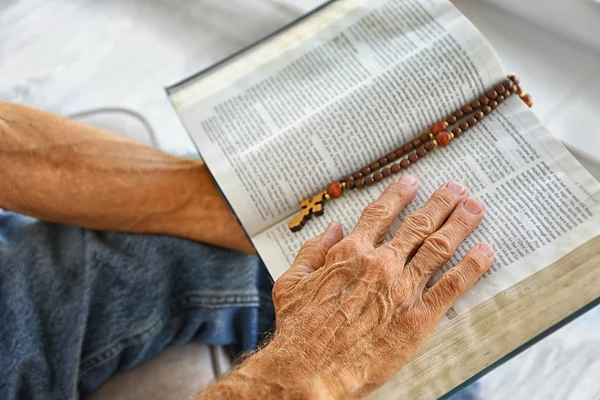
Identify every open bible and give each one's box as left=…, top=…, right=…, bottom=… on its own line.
left=167, top=0, right=600, bottom=398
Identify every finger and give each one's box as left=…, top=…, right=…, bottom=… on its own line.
left=385, top=181, right=468, bottom=258
left=407, top=197, right=484, bottom=288
left=350, top=175, right=418, bottom=246
left=422, top=243, right=494, bottom=317
left=283, top=221, right=344, bottom=281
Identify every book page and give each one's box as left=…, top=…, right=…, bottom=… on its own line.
left=253, top=96, right=600, bottom=322
left=171, top=0, right=506, bottom=235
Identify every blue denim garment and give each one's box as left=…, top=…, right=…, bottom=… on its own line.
left=0, top=211, right=484, bottom=400
left=0, top=212, right=274, bottom=400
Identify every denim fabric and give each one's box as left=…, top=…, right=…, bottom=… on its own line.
left=0, top=212, right=274, bottom=400
left=0, top=211, right=484, bottom=400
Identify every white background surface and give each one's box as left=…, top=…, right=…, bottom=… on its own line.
left=1, top=0, right=599, bottom=399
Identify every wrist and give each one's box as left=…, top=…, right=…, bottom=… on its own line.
left=234, top=338, right=341, bottom=399
left=198, top=339, right=334, bottom=400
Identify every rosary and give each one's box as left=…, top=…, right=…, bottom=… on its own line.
left=289, top=75, right=532, bottom=232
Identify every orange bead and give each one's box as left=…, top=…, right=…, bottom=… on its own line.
left=522, top=94, right=533, bottom=108
left=327, top=181, right=344, bottom=198
left=436, top=131, right=452, bottom=147
left=432, top=122, right=446, bottom=134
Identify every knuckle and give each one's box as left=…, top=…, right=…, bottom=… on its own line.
left=430, top=191, right=454, bottom=210
left=328, top=238, right=361, bottom=263
left=386, top=184, right=408, bottom=199
left=364, top=201, right=394, bottom=220
left=295, top=237, right=324, bottom=262
left=302, top=236, right=321, bottom=250
left=362, top=252, right=390, bottom=274
left=443, top=269, right=468, bottom=295
left=452, top=212, right=475, bottom=232
left=335, top=237, right=359, bottom=253
left=462, top=254, right=486, bottom=274
left=404, top=212, right=436, bottom=236
left=423, top=234, right=454, bottom=260
left=361, top=252, right=379, bottom=268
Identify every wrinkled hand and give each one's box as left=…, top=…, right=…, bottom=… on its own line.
left=268, top=176, right=494, bottom=398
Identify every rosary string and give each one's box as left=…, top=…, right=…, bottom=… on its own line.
left=289, top=75, right=532, bottom=232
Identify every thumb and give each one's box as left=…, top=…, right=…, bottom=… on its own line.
left=284, top=221, right=344, bottom=281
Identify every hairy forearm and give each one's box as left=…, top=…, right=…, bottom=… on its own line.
left=0, top=102, right=254, bottom=254
left=196, top=339, right=334, bottom=400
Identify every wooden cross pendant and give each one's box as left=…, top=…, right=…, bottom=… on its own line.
left=288, top=191, right=327, bottom=232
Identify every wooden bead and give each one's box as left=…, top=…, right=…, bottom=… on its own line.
left=487, top=89, right=497, bottom=99
left=344, top=175, right=353, bottom=182
left=355, top=179, right=364, bottom=189
left=408, top=153, right=418, bottom=163
left=471, top=100, right=481, bottom=109
left=327, top=181, right=344, bottom=198
left=522, top=94, right=533, bottom=108
left=495, top=84, right=506, bottom=94
left=459, top=121, right=469, bottom=131
left=497, top=94, right=505, bottom=103
left=480, top=95, right=490, bottom=106
left=378, top=157, right=388, bottom=167
left=463, top=104, right=473, bottom=114
left=509, top=74, right=520, bottom=85
left=467, top=117, right=477, bottom=126
left=454, top=110, right=464, bottom=119
left=391, top=163, right=402, bottom=174
left=412, top=139, right=422, bottom=148
left=489, top=100, right=499, bottom=109
left=416, top=147, right=427, bottom=158
left=420, top=133, right=431, bottom=142
left=435, top=131, right=452, bottom=147
left=432, top=122, right=446, bottom=134
left=403, top=144, right=413, bottom=153
left=346, top=179, right=355, bottom=190
left=424, top=141, right=435, bottom=151
left=361, top=167, right=371, bottom=175
left=370, top=161, right=380, bottom=170
left=353, top=171, right=363, bottom=180
left=382, top=167, right=392, bottom=177
left=394, top=149, right=404, bottom=158
left=365, top=176, right=375, bottom=186
left=386, top=152, right=397, bottom=162
left=400, top=159, right=410, bottom=169
left=373, top=171, right=384, bottom=182
left=482, top=105, right=492, bottom=115
left=475, top=111, right=485, bottom=121
left=452, top=127, right=463, bottom=137
left=447, top=115, right=458, bottom=125
left=503, top=79, right=513, bottom=89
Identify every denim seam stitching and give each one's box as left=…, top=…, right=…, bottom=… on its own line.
left=78, top=292, right=266, bottom=376
left=79, top=312, right=167, bottom=375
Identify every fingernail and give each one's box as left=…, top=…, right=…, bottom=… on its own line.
left=463, top=198, right=483, bottom=214
left=447, top=181, right=466, bottom=195
left=478, top=243, right=494, bottom=257
left=395, top=174, right=417, bottom=186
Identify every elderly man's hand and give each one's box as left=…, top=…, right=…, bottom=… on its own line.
left=199, top=176, right=493, bottom=399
